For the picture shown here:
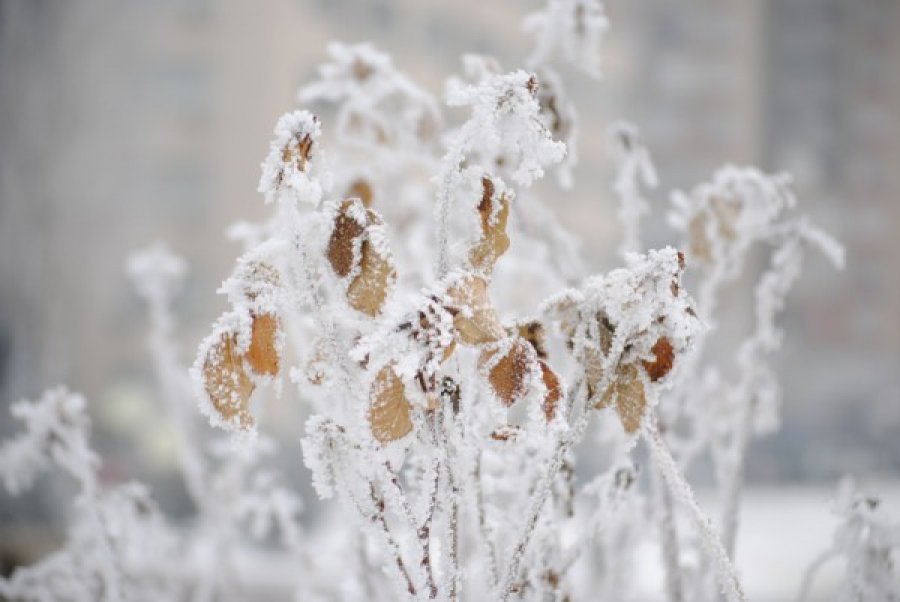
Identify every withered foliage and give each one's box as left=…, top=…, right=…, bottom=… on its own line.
left=327, top=198, right=396, bottom=316
left=595, top=363, right=646, bottom=434
left=480, top=339, right=534, bottom=407
left=369, top=365, right=414, bottom=443
left=247, top=313, right=280, bottom=377
left=469, top=177, right=511, bottom=274
left=642, top=336, right=674, bottom=382
left=202, top=331, right=255, bottom=429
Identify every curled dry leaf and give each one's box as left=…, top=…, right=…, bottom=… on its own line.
left=202, top=332, right=255, bottom=429
left=595, top=363, right=646, bottom=434
left=480, top=339, right=533, bottom=407
left=326, top=199, right=396, bottom=316
left=445, top=275, right=504, bottom=345
left=469, top=177, right=511, bottom=273
left=642, top=336, right=674, bottom=382
left=369, top=365, right=413, bottom=444
left=517, top=320, right=548, bottom=359
left=246, top=313, right=280, bottom=377
left=539, top=360, right=561, bottom=422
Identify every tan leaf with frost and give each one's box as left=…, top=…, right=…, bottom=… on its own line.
left=469, top=177, right=511, bottom=273
left=369, top=365, right=413, bottom=443
left=246, top=313, right=280, bottom=377
left=327, top=200, right=366, bottom=277
left=539, top=360, right=562, bottom=422
left=203, top=332, right=255, bottom=429
left=480, top=339, right=532, bottom=406
left=327, top=199, right=396, bottom=316
left=595, top=363, right=646, bottom=434
left=347, top=240, right=395, bottom=316
left=446, top=275, right=504, bottom=345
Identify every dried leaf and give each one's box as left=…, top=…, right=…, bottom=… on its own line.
left=469, top=177, right=511, bottom=273
left=327, top=199, right=396, bottom=316
left=711, top=195, right=740, bottom=240
left=347, top=239, right=395, bottom=316
left=517, top=320, right=548, bottom=359
left=348, top=179, right=373, bottom=208
left=688, top=212, right=712, bottom=262
left=327, top=199, right=366, bottom=277
left=595, top=363, right=646, bottom=434
left=369, top=365, right=413, bottom=444
left=203, top=332, right=255, bottom=429
left=446, top=275, right=504, bottom=345
left=642, top=336, right=674, bottom=382
left=539, top=360, right=562, bottom=422
left=246, top=313, right=280, bottom=377
left=481, top=339, right=532, bottom=407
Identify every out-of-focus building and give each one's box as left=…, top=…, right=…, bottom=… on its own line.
left=1, top=0, right=898, bottom=483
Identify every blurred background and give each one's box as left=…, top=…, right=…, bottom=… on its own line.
left=1, top=0, right=898, bottom=599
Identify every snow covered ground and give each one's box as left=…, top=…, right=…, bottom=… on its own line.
left=631, top=481, right=900, bottom=601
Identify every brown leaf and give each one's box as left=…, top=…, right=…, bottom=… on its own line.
left=327, top=199, right=395, bottom=316
left=446, top=275, right=504, bottom=345
left=642, top=336, right=674, bottom=382
left=539, top=360, right=562, bottom=422
left=595, top=363, right=646, bottom=434
left=245, top=313, right=280, bottom=377
left=369, top=365, right=413, bottom=444
left=347, top=239, right=395, bottom=316
left=518, top=320, right=548, bottom=359
left=468, top=177, right=511, bottom=273
left=481, top=339, right=532, bottom=406
left=327, top=199, right=366, bottom=277
left=203, top=332, right=255, bottom=429
left=281, top=133, right=313, bottom=173
left=348, top=178, right=373, bottom=208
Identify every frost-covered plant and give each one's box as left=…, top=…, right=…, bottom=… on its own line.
left=1, top=3, right=883, bottom=602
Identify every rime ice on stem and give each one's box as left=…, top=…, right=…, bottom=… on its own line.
left=608, top=121, right=658, bottom=258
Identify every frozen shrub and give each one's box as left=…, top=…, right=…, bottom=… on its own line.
left=2, top=3, right=878, bottom=602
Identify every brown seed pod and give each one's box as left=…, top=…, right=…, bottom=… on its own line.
left=369, top=365, right=413, bottom=444
left=642, top=336, right=674, bottom=382
left=245, top=313, right=280, bottom=377
left=539, top=360, right=562, bottom=422
left=468, top=177, right=511, bottom=274
left=202, top=332, right=255, bottom=429
left=595, top=363, right=646, bottom=434
left=480, top=339, right=533, bottom=407
left=445, top=275, right=504, bottom=345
